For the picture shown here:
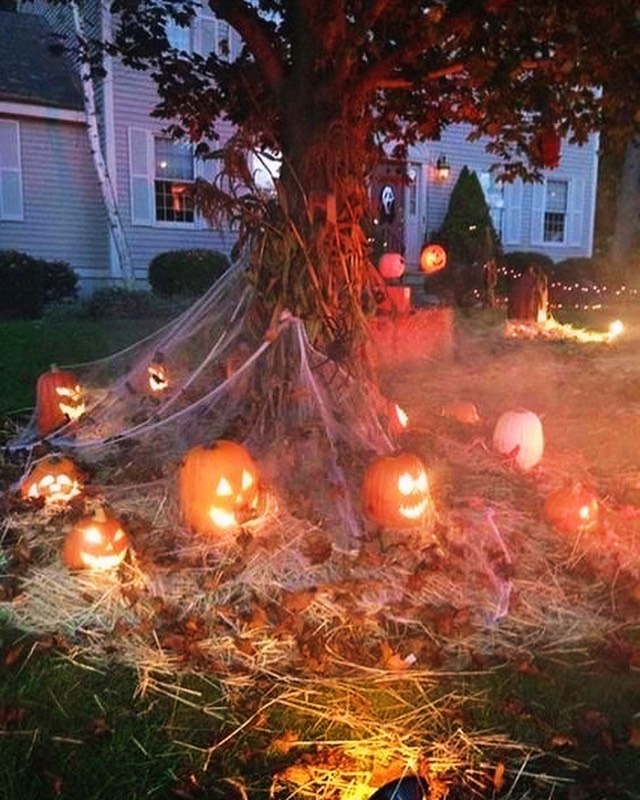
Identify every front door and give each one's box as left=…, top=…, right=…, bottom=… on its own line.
left=404, top=161, right=425, bottom=269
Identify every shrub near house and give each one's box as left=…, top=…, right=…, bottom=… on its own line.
left=0, top=250, right=78, bottom=319
left=148, top=249, right=230, bottom=297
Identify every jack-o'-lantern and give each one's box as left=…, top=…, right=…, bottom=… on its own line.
left=362, top=452, right=431, bottom=529
left=378, top=252, right=405, bottom=280
left=387, top=401, right=409, bottom=436
left=36, top=365, right=86, bottom=435
left=420, top=244, right=447, bottom=274
left=62, top=507, right=129, bottom=570
left=147, top=360, right=169, bottom=393
left=544, top=482, right=600, bottom=534
left=441, top=401, right=480, bottom=425
left=20, top=454, right=84, bottom=507
left=492, top=409, right=544, bottom=472
left=179, top=440, right=263, bottom=535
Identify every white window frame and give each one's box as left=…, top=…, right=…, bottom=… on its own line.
left=153, top=136, right=196, bottom=226
left=531, top=177, right=584, bottom=248
left=0, top=120, right=24, bottom=221
left=479, top=170, right=505, bottom=240
left=128, top=128, right=198, bottom=228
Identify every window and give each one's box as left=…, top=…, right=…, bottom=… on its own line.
left=166, top=19, right=192, bottom=52
left=154, top=138, right=194, bottom=223
left=543, top=179, right=568, bottom=242
left=479, top=171, right=505, bottom=238
left=0, top=120, right=24, bottom=221
left=198, top=16, right=235, bottom=59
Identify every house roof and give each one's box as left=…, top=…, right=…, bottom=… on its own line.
left=0, top=11, right=84, bottom=111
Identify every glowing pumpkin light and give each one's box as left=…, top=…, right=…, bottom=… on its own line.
left=62, top=507, right=129, bottom=571
left=179, top=440, right=263, bottom=535
left=362, top=452, right=431, bottom=529
left=420, top=244, right=447, bottom=274
left=20, top=454, right=84, bottom=507
left=147, top=361, right=169, bottom=393
left=36, top=365, right=86, bottom=436
left=544, top=482, right=600, bottom=534
left=378, top=252, right=406, bottom=280
left=492, top=409, right=544, bottom=472
left=388, top=401, right=409, bottom=436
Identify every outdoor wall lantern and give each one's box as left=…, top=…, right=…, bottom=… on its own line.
left=435, top=154, right=450, bottom=181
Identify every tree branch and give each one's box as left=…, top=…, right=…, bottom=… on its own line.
left=207, top=0, right=284, bottom=94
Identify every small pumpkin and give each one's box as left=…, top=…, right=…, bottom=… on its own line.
left=36, top=365, right=86, bottom=435
left=441, top=401, right=480, bottom=425
left=179, top=440, right=263, bottom=535
left=492, top=409, right=544, bottom=472
left=147, top=360, right=170, bottom=393
left=62, top=507, right=129, bottom=570
left=20, top=454, right=84, bottom=506
left=387, top=401, right=409, bottom=436
left=362, top=452, right=431, bottom=529
left=420, top=243, right=447, bottom=274
left=378, top=252, right=405, bottom=280
left=544, top=482, right=600, bottom=534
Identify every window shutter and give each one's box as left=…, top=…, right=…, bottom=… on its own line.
left=568, top=178, right=585, bottom=246
left=195, top=17, right=217, bottom=56
left=128, top=128, right=153, bottom=226
left=502, top=180, right=522, bottom=245
left=0, top=120, right=24, bottom=221
left=530, top=182, right=545, bottom=245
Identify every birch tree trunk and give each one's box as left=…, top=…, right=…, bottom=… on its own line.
left=71, top=1, right=135, bottom=288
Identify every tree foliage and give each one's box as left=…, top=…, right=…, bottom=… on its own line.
left=69, top=0, right=640, bottom=357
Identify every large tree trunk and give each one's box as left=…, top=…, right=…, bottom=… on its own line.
left=609, top=135, right=640, bottom=275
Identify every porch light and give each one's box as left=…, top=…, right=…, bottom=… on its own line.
left=435, top=155, right=450, bottom=181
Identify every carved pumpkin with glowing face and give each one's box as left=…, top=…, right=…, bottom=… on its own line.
left=179, top=440, right=263, bottom=535
left=147, top=361, right=169, bottom=393
left=20, top=454, right=84, bottom=507
left=362, top=452, right=431, bottom=528
left=62, top=508, right=129, bottom=570
left=420, top=244, right=447, bottom=274
left=36, top=366, right=86, bottom=435
left=544, top=482, right=600, bottom=534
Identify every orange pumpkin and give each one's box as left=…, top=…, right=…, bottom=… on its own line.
left=387, top=401, right=409, bottom=436
left=62, top=507, right=129, bottom=570
left=147, top=360, right=170, bottom=393
left=179, top=440, right=263, bottom=535
left=544, top=482, right=600, bottom=534
left=492, top=409, right=544, bottom=472
left=441, top=401, right=480, bottom=425
left=362, top=452, right=431, bottom=529
left=20, top=454, right=84, bottom=506
left=420, top=244, right=447, bottom=274
left=36, top=365, right=86, bottom=436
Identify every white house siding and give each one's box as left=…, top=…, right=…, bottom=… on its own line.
left=407, top=124, right=598, bottom=266
left=0, top=116, right=110, bottom=291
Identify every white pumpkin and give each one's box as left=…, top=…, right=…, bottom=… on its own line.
left=492, top=409, right=544, bottom=472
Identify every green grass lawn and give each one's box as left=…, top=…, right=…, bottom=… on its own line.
left=0, top=317, right=169, bottom=416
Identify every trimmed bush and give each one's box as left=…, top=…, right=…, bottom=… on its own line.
left=0, top=250, right=78, bottom=319
left=148, top=249, right=230, bottom=297
left=503, top=251, right=555, bottom=276
left=83, top=287, right=181, bottom=319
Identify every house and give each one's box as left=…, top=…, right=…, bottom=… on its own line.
left=371, top=127, right=599, bottom=270
left=2, top=3, right=599, bottom=293
left=2, top=2, right=239, bottom=293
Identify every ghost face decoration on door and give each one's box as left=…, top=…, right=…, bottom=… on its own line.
left=362, top=452, right=431, bottom=529
left=179, top=440, right=263, bottom=536
left=379, top=185, right=396, bottom=224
